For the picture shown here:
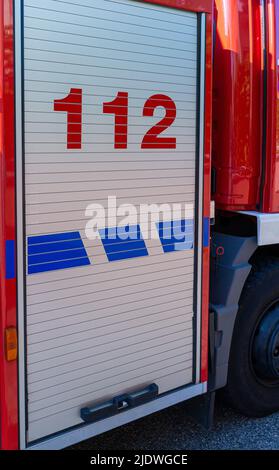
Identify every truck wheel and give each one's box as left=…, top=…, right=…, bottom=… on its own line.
left=225, top=257, right=279, bottom=417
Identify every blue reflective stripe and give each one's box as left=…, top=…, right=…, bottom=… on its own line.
left=173, top=241, right=194, bottom=251
left=100, top=225, right=148, bottom=262
left=157, top=220, right=194, bottom=253
left=28, top=231, right=81, bottom=245
left=101, top=239, right=146, bottom=255
left=100, top=225, right=142, bottom=240
left=28, top=238, right=84, bottom=255
left=6, top=240, right=15, bottom=280
left=163, top=241, right=194, bottom=253
left=203, top=217, right=210, bottom=248
left=28, top=247, right=88, bottom=266
left=27, top=231, right=90, bottom=274
left=28, top=257, right=90, bottom=275
left=157, top=226, right=193, bottom=234
left=158, top=220, right=193, bottom=229
left=106, top=248, right=148, bottom=262
left=156, top=233, right=193, bottom=243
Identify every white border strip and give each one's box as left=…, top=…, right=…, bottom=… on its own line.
left=27, top=383, right=207, bottom=450
left=14, top=0, right=27, bottom=450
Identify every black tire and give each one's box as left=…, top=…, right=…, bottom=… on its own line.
left=224, top=257, right=279, bottom=417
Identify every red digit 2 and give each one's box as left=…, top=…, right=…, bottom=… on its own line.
left=103, top=92, right=128, bottom=149
left=141, top=94, right=177, bottom=149
left=54, top=88, right=82, bottom=149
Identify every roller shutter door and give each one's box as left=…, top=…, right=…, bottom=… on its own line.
left=16, top=0, right=203, bottom=442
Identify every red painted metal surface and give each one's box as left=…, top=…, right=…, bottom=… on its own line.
left=262, top=0, right=279, bottom=212
left=0, top=0, right=18, bottom=450
left=275, top=0, right=279, bottom=212
left=54, top=88, right=83, bottom=150
left=212, top=0, right=263, bottom=211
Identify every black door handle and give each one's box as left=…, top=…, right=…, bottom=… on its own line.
left=80, top=383, right=159, bottom=423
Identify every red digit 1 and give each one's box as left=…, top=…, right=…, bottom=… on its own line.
left=103, top=92, right=128, bottom=149
left=54, top=88, right=82, bottom=149
left=141, top=94, right=177, bottom=149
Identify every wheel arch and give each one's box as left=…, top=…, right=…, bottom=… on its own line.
left=250, top=244, right=279, bottom=263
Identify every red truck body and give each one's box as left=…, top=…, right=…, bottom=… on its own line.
left=263, top=0, right=279, bottom=212
left=213, top=0, right=279, bottom=213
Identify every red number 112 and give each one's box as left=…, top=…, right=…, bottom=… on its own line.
left=103, top=92, right=128, bottom=149
left=54, top=89, right=176, bottom=150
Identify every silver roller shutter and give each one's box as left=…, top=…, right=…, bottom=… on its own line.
left=15, top=0, right=204, bottom=442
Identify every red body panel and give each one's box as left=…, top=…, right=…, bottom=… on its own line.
left=0, top=0, right=18, bottom=450
left=0, top=0, right=212, bottom=449
left=262, top=0, right=279, bottom=212
left=212, top=0, right=263, bottom=211
left=213, top=0, right=279, bottom=214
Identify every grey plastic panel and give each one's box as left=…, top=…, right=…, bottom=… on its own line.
left=240, top=211, right=279, bottom=246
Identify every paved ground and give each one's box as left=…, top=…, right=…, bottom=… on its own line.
left=71, top=398, right=279, bottom=450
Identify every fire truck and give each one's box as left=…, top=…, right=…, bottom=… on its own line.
left=0, top=0, right=279, bottom=450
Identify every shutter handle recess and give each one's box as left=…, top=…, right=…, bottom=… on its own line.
left=80, top=383, right=159, bottom=423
